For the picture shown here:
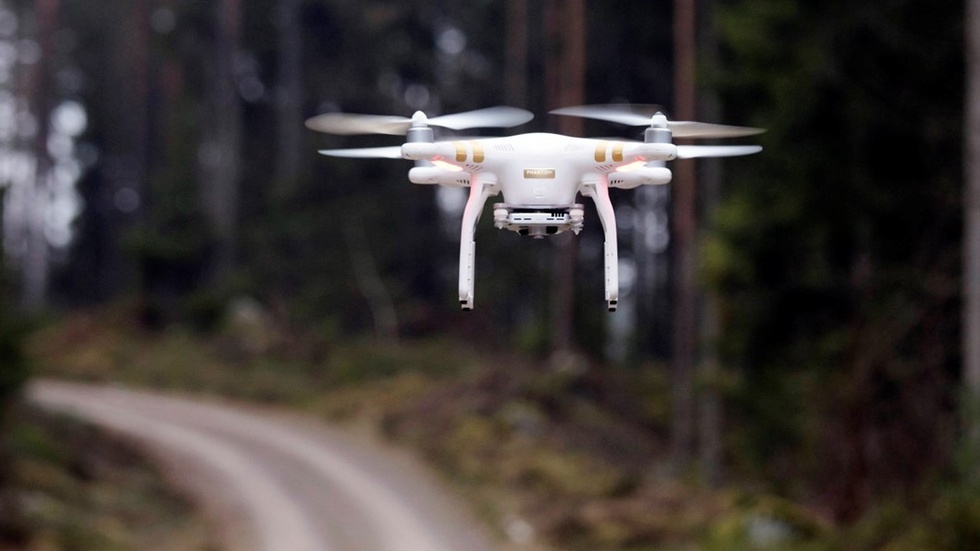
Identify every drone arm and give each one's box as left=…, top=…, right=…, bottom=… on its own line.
left=581, top=175, right=619, bottom=311
left=608, top=166, right=673, bottom=189
left=621, top=142, right=677, bottom=162
left=458, top=173, right=498, bottom=310
left=402, top=142, right=457, bottom=161
left=409, top=166, right=471, bottom=186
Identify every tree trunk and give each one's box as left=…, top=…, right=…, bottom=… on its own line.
left=106, top=0, right=151, bottom=296
left=964, top=0, right=980, bottom=451
left=203, top=0, right=243, bottom=282
left=505, top=0, right=528, bottom=108
left=275, top=0, right=304, bottom=197
left=20, top=0, right=60, bottom=312
left=698, top=0, right=723, bottom=487
left=670, top=0, right=698, bottom=474
left=545, top=0, right=586, bottom=355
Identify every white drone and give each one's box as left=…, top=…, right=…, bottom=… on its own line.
left=306, top=104, right=764, bottom=311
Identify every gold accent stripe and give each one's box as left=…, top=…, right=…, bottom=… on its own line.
left=454, top=142, right=467, bottom=162
left=595, top=141, right=608, bottom=162
left=470, top=141, right=484, bottom=163
left=612, top=142, right=624, bottom=162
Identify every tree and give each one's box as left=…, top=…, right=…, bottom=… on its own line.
left=54, top=0, right=155, bottom=307
left=710, top=0, right=962, bottom=519
left=965, top=0, right=980, bottom=451
left=202, top=0, right=243, bottom=283
left=669, top=0, right=698, bottom=474
left=0, top=193, right=28, bottom=414
left=0, top=187, right=28, bottom=546
left=274, top=0, right=304, bottom=196
left=18, top=0, right=59, bottom=312
left=697, top=0, right=725, bottom=488
left=505, top=0, right=529, bottom=109
left=544, top=0, right=586, bottom=355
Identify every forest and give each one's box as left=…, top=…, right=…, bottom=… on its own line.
left=0, top=0, right=977, bottom=549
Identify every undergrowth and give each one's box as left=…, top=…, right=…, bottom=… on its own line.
left=3, top=404, right=215, bottom=551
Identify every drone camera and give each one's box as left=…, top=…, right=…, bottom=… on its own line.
left=493, top=203, right=585, bottom=238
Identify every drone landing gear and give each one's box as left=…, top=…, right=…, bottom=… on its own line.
left=459, top=239, right=475, bottom=310
left=582, top=178, right=619, bottom=311
left=459, top=176, right=498, bottom=310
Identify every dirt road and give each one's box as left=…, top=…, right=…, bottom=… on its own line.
left=30, top=381, right=500, bottom=551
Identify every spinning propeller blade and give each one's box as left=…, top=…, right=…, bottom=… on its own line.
left=549, top=104, right=664, bottom=127
left=550, top=104, right=765, bottom=138
left=306, top=106, right=533, bottom=136
left=305, top=114, right=409, bottom=136
left=676, top=145, right=763, bottom=159
left=318, top=146, right=404, bottom=159
left=667, top=122, right=766, bottom=139
left=427, top=106, right=534, bottom=130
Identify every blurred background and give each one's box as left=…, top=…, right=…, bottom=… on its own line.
left=0, top=0, right=975, bottom=549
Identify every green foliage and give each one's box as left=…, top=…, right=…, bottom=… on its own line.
left=709, top=0, right=963, bottom=517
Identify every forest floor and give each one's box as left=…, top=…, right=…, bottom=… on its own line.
left=11, top=303, right=974, bottom=551
left=1, top=403, right=215, bottom=551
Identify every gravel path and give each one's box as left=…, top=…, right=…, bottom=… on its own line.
left=30, top=381, right=499, bottom=551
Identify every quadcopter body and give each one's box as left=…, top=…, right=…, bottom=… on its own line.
left=307, top=105, right=763, bottom=311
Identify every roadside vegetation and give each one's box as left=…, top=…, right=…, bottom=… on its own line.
left=23, top=304, right=980, bottom=551
left=2, top=242, right=212, bottom=551
left=2, top=405, right=215, bottom=551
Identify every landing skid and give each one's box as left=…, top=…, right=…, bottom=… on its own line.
left=458, top=182, right=620, bottom=311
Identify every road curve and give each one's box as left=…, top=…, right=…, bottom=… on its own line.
left=29, top=381, right=500, bottom=551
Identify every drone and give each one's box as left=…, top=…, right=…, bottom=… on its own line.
left=306, top=105, right=764, bottom=311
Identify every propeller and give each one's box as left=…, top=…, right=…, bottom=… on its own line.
left=319, top=144, right=764, bottom=160
left=550, top=104, right=664, bottom=127
left=676, top=145, right=762, bottom=159
left=306, top=106, right=534, bottom=136
left=318, top=146, right=404, bottom=159
left=550, top=104, right=765, bottom=138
